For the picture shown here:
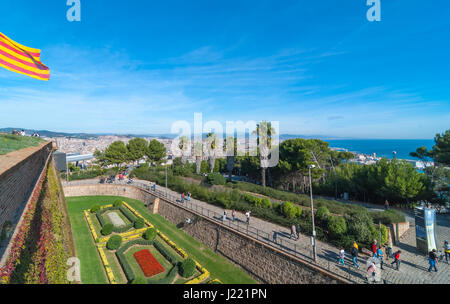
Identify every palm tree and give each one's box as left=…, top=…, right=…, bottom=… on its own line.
left=206, top=132, right=218, bottom=173
left=178, top=135, right=189, bottom=165
left=224, top=136, right=237, bottom=182
left=194, top=141, right=203, bottom=175
left=253, top=121, right=275, bottom=187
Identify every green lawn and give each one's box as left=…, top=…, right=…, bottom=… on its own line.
left=66, top=195, right=257, bottom=284
left=0, top=133, right=45, bottom=155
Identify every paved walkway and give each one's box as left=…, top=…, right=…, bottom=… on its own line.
left=66, top=178, right=450, bottom=284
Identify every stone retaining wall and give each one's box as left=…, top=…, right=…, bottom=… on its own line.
left=0, top=142, right=53, bottom=228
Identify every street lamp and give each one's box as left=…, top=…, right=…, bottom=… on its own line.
left=308, top=164, right=317, bottom=263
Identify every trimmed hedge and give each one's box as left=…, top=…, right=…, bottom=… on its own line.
left=131, top=276, right=147, bottom=284
left=153, top=239, right=181, bottom=265
left=143, top=228, right=157, bottom=241
left=134, top=218, right=145, bottom=229
left=101, top=223, right=114, bottom=236
left=180, top=258, right=196, bottom=278
left=106, top=235, right=122, bottom=250
left=147, top=265, right=179, bottom=284
left=90, top=204, right=101, bottom=213
left=113, top=199, right=123, bottom=207
left=97, top=208, right=135, bottom=233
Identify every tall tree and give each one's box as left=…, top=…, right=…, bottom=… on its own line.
left=127, top=138, right=148, bottom=165
left=104, top=141, right=128, bottom=169
left=224, top=136, right=237, bottom=182
left=178, top=136, right=189, bottom=165
left=206, top=132, right=219, bottom=173
left=253, top=121, right=275, bottom=187
left=430, top=129, right=450, bottom=166
left=194, top=141, right=203, bottom=175
left=93, top=149, right=108, bottom=168
left=147, top=139, right=166, bottom=164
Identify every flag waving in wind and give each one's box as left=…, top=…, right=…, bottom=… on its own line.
left=0, top=32, right=50, bottom=81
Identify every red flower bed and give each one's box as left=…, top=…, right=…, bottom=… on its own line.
left=133, top=249, right=165, bottom=277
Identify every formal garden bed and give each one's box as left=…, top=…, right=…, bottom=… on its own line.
left=82, top=200, right=210, bottom=284
left=66, top=196, right=256, bottom=284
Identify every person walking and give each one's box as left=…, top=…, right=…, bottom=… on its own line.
left=366, top=261, right=377, bottom=282
left=428, top=249, right=438, bottom=272
left=370, top=240, right=378, bottom=258
left=152, top=183, right=156, bottom=191
left=384, top=200, right=390, bottom=210
left=245, top=211, right=251, bottom=225
left=351, top=244, right=360, bottom=269
left=337, top=248, right=345, bottom=266
left=385, top=243, right=392, bottom=261
left=296, top=224, right=301, bottom=241
left=181, top=193, right=185, bottom=203
left=290, top=224, right=297, bottom=240
left=444, top=241, right=450, bottom=263
left=232, top=209, right=236, bottom=222
left=391, top=250, right=401, bottom=270
left=377, top=246, right=384, bottom=270
left=222, top=210, right=227, bottom=222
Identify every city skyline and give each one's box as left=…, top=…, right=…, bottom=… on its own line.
left=0, top=1, right=449, bottom=139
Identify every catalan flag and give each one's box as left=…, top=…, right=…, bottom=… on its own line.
left=0, top=32, right=49, bottom=81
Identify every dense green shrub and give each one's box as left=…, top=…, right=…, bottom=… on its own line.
left=282, top=202, right=298, bottom=219
left=106, top=235, right=122, bottom=250
left=143, top=228, right=157, bottom=240
left=134, top=218, right=145, bottom=229
left=316, top=206, right=331, bottom=221
left=207, top=173, right=226, bottom=185
left=90, top=204, right=101, bottom=213
left=345, top=210, right=377, bottom=246
left=180, top=258, right=196, bottom=278
left=113, top=199, right=123, bottom=207
left=101, top=223, right=114, bottom=236
left=262, top=198, right=272, bottom=209
left=328, top=216, right=347, bottom=237
left=131, top=277, right=147, bottom=284
left=379, top=224, right=389, bottom=245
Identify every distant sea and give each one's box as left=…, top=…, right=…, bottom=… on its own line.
left=324, top=139, right=435, bottom=160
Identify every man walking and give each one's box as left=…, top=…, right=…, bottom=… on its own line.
left=232, top=209, right=236, bottom=222
left=377, top=246, right=384, bottom=270
left=385, top=243, right=392, bottom=261
left=296, top=224, right=301, bottom=241
left=428, top=249, right=438, bottom=272
left=351, top=243, right=360, bottom=269
left=370, top=240, right=378, bottom=257
left=290, top=224, right=297, bottom=240
left=337, top=248, right=345, bottom=266
left=222, top=210, right=227, bottom=222
left=245, top=211, right=251, bottom=225
left=384, top=200, right=390, bottom=210
left=444, top=241, right=450, bottom=263
left=391, top=250, right=401, bottom=270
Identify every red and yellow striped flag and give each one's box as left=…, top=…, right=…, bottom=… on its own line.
left=0, top=32, right=50, bottom=81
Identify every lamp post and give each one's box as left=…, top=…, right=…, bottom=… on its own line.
left=165, top=163, right=168, bottom=197
left=308, top=164, right=317, bottom=262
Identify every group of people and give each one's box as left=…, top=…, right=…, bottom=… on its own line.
left=180, top=192, right=191, bottom=203
left=222, top=209, right=251, bottom=225
left=428, top=240, right=450, bottom=272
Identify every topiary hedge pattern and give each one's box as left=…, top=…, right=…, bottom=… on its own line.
left=101, top=223, right=114, bottom=236
left=113, top=199, right=123, bottom=207
left=143, top=228, right=157, bottom=241
left=106, top=235, right=122, bottom=250
left=90, top=204, right=101, bottom=213
left=180, top=257, right=196, bottom=278
left=134, top=218, right=145, bottom=229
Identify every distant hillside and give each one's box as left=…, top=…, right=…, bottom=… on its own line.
left=0, top=128, right=342, bottom=141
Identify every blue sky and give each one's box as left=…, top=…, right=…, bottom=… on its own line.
left=0, top=0, right=449, bottom=138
